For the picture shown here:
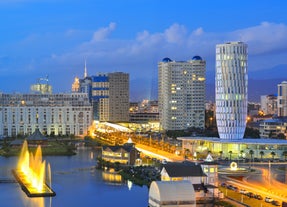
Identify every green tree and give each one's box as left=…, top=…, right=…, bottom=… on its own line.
left=219, top=151, right=223, bottom=159
left=277, top=133, right=286, bottom=139
left=271, top=151, right=276, bottom=160
left=259, top=151, right=264, bottom=161
left=249, top=150, right=254, bottom=160
left=244, top=127, right=260, bottom=138
left=228, top=151, right=232, bottom=161
left=282, top=151, right=287, bottom=161
left=240, top=150, right=244, bottom=158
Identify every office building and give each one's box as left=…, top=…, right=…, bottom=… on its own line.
left=158, top=56, right=206, bottom=131
left=215, top=42, right=248, bottom=139
left=278, top=81, right=287, bottom=117
left=92, top=72, right=129, bottom=122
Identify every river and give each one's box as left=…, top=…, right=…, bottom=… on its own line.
left=0, top=148, right=149, bottom=207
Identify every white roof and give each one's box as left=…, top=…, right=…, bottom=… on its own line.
left=178, top=137, right=287, bottom=145
left=149, top=181, right=195, bottom=202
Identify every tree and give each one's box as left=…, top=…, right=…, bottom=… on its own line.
left=184, top=148, right=190, bottom=159
left=277, top=133, right=286, bottom=140
left=240, top=150, right=244, bottom=158
left=259, top=151, right=264, bottom=161
left=271, top=151, right=276, bottom=160
left=249, top=150, right=254, bottom=160
left=244, top=127, right=260, bottom=138
left=219, top=151, right=223, bottom=159
left=282, top=151, right=287, bottom=161
left=228, top=151, right=232, bottom=161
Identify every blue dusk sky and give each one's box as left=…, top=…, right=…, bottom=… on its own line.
left=0, top=0, right=287, bottom=100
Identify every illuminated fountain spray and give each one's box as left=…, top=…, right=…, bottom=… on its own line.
left=12, top=140, right=56, bottom=197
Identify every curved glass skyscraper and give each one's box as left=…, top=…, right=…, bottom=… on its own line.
left=215, top=42, right=248, bottom=139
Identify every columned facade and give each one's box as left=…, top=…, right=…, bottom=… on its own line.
left=0, top=93, right=92, bottom=137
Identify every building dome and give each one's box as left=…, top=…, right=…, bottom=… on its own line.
left=192, top=56, right=202, bottom=60
left=162, top=57, right=172, bottom=62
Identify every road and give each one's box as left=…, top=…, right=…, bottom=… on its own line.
left=220, top=163, right=287, bottom=204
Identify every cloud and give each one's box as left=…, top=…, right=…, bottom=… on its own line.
left=164, top=23, right=187, bottom=43
left=230, top=22, right=287, bottom=54
left=3, top=21, right=287, bottom=94
left=47, top=22, right=287, bottom=75
left=91, top=22, right=116, bottom=42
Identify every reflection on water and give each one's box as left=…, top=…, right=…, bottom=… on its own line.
left=102, top=169, right=122, bottom=184
left=0, top=148, right=148, bottom=207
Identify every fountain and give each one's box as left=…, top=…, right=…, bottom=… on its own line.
left=218, top=161, right=249, bottom=174
left=12, top=140, right=56, bottom=197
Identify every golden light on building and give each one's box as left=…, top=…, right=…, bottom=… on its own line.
left=72, top=76, right=80, bottom=92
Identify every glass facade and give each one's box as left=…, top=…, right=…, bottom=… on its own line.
left=215, top=42, right=248, bottom=139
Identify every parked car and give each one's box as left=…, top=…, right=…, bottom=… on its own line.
left=265, top=197, right=274, bottom=203
left=272, top=200, right=281, bottom=206
left=227, top=184, right=234, bottom=190
left=254, top=194, right=263, bottom=200
left=220, top=182, right=227, bottom=187
left=232, top=186, right=239, bottom=192
left=246, top=192, right=255, bottom=198
left=239, top=189, right=248, bottom=194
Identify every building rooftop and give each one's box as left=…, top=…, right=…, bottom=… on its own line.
left=178, top=136, right=287, bottom=145
left=149, top=180, right=195, bottom=203
left=162, top=162, right=206, bottom=177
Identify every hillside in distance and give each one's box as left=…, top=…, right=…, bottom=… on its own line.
left=131, top=64, right=287, bottom=102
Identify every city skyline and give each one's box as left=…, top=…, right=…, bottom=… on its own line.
left=1, top=0, right=287, bottom=101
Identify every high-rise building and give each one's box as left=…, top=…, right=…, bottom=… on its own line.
left=158, top=56, right=206, bottom=131
left=71, top=61, right=92, bottom=98
left=278, top=81, right=287, bottom=117
left=92, top=72, right=129, bottom=122
left=260, top=94, right=277, bottom=115
left=215, top=42, right=248, bottom=139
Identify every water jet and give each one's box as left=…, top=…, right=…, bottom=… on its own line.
left=12, top=140, right=56, bottom=197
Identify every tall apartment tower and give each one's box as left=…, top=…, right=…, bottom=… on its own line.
left=260, top=94, right=277, bottom=115
left=215, top=42, right=248, bottom=140
left=158, top=56, right=206, bottom=131
left=92, top=72, right=129, bottom=122
left=278, top=81, right=287, bottom=117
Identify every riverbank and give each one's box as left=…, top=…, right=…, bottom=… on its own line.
left=0, top=141, right=76, bottom=157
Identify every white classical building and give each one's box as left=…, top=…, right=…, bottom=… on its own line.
left=158, top=56, right=206, bottom=131
left=0, top=93, right=92, bottom=137
left=215, top=42, right=248, bottom=139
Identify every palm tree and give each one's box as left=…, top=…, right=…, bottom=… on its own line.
left=240, top=150, right=244, bottom=158
left=219, top=151, right=223, bottom=160
left=271, top=151, right=276, bottom=160
left=229, top=151, right=232, bottom=161
left=282, top=151, right=287, bottom=161
left=249, top=150, right=254, bottom=161
left=259, top=151, right=264, bottom=161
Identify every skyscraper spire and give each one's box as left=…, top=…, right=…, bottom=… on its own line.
left=84, top=58, right=88, bottom=78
